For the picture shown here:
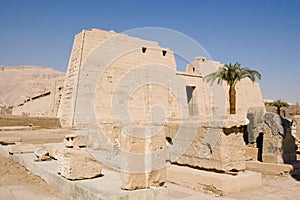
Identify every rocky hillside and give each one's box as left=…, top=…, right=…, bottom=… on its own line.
left=0, top=65, right=65, bottom=106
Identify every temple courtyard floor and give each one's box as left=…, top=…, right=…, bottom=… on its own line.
left=0, top=129, right=300, bottom=200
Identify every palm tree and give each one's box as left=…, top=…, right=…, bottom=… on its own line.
left=205, top=62, right=261, bottom=114
left=268, top=100, right=289, bottom=116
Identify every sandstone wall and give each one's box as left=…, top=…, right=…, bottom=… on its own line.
left=12, top=93, right=52, bottom=117
left=60, top=28, right=266, bottom=172
left=12, top=80, right=63, bottom=117
left=58, top=29, right=117, bottom=127
left=188, top=57, right=265, bottom=119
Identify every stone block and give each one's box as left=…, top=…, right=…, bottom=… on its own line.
left=166, top=164, right=262, bottom=196
left=172, top=125, right=246, bottom=172
left=9, top=144, right=42, bottom=154
left=0, top=137, right=22, bottom=145
left=262, top=118, right=296, bottom=164
left=245, top=161, right=293, bottom=175
left=34, top=147, right=51, bottom=161
left=63, top=133, right=85, bottom=148
left=44, top=145, right=64, bottom=160
left=120, top=127, right=166, bottom=190
left=58, top=150, right=102, bottom=180
left=245, top=146, right=258, bottom=161
left=264, top=112, right=284, bottom=136
left=246, top=107, right=264, bottom=143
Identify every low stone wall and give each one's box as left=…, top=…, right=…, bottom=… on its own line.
left=12, top=94, right=53, bottom=117
left=0, top=115, right=61, bottom=129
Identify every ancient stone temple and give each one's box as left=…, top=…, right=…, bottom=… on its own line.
left=56, top=28, right=265, bottom=191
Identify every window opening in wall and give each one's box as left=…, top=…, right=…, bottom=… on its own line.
left=166, top=137, right=173, bottom=145
left=142, top=47, right=147, bottom=53
left=162, top=50, right=167, bottom=56
left=186, top=86, right=198, bottom=116
left=192, top=67, right=195, bottom=72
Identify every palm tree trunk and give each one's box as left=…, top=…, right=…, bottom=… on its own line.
left=276, top=107, right=281, bottom=115
left=229, top=85, right=236, bottom=114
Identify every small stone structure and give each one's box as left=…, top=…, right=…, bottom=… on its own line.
left=63, top=133, right=85, bottom=148
left=58, top=149, right=102, bottom=180
left=262, top=113, right=296, bottom=163
left=244, top=108, right=297, bottom=164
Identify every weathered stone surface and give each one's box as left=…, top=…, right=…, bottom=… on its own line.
left=292, top=116, right=300, bottom=149
left=63, top=133, right=85, bottom=148
left=34, top=147, right=48, bottom=157
left=170, top=125, right=246, bottom=172
left=245, top=161, right=293, bottom=175
left=245, top=146, right=258, bottom=161
left=167, top=164, right=262, bottom=196
left=44, top=145, right=64, bottom=160
left=120, top=127, right=166, bottom=190
left=34, top=147, right=51, bottom=161
left=58, top=149, right=102, bottom=180
left=246, top=107, right=264, bottom=143
left=264, top=112, right=285, bottom=136
left=9, top=144, right=42, bottom=154
left=55, top=28, right=266, bottom=191
left=262, top=115, right=296, bottom=164
left=0, top=137, right=22, bottom=145
left=223, top=116, right=249, bottom=129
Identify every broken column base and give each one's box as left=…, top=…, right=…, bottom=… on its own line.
left=166, top=164, right=262, bottom=196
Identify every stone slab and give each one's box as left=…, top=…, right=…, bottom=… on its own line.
left=58, top=149, right=102, bottom=180
left=0, top=136, right=22, bottom=145
left=245, top=161, right=293, bottom=175
left=0, top=126, right=34, bottom=131
left=9, top=143, right=42, bottom=154
left=0, top=144, right=167, bottom=200
left=166, top=164, right=262, bottom=196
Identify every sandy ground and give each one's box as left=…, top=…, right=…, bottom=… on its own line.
left=0, top=128, right=74, bottom=199
left=0, top=153, right=69, bottom=200
left=1, top=128, right=300, bottom=200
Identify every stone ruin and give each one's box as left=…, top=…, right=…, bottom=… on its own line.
left=6, top=28, right=298, bottom=197
left=245, top=107, right=296, bottom=164
left=56, top=28, right=266, bottom=192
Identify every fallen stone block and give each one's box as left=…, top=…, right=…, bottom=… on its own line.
left=9, top=144, right=42, bottom=154
left=44, top=145, right=64, bottom=160
left=34, top=147, right=51, bottom=162
left=58, top=150, right=102, bottom=180
left=63, top=133, right=85, bottom=148
left=0, top=137, right=22, bottom=145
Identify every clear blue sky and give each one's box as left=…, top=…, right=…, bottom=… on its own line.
left=0, top=0, right=299, bottom=103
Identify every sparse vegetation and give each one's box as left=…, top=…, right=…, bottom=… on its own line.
left=205, top=62, right=261, bottom=114
left=268, top=100, right=289, bottom=116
